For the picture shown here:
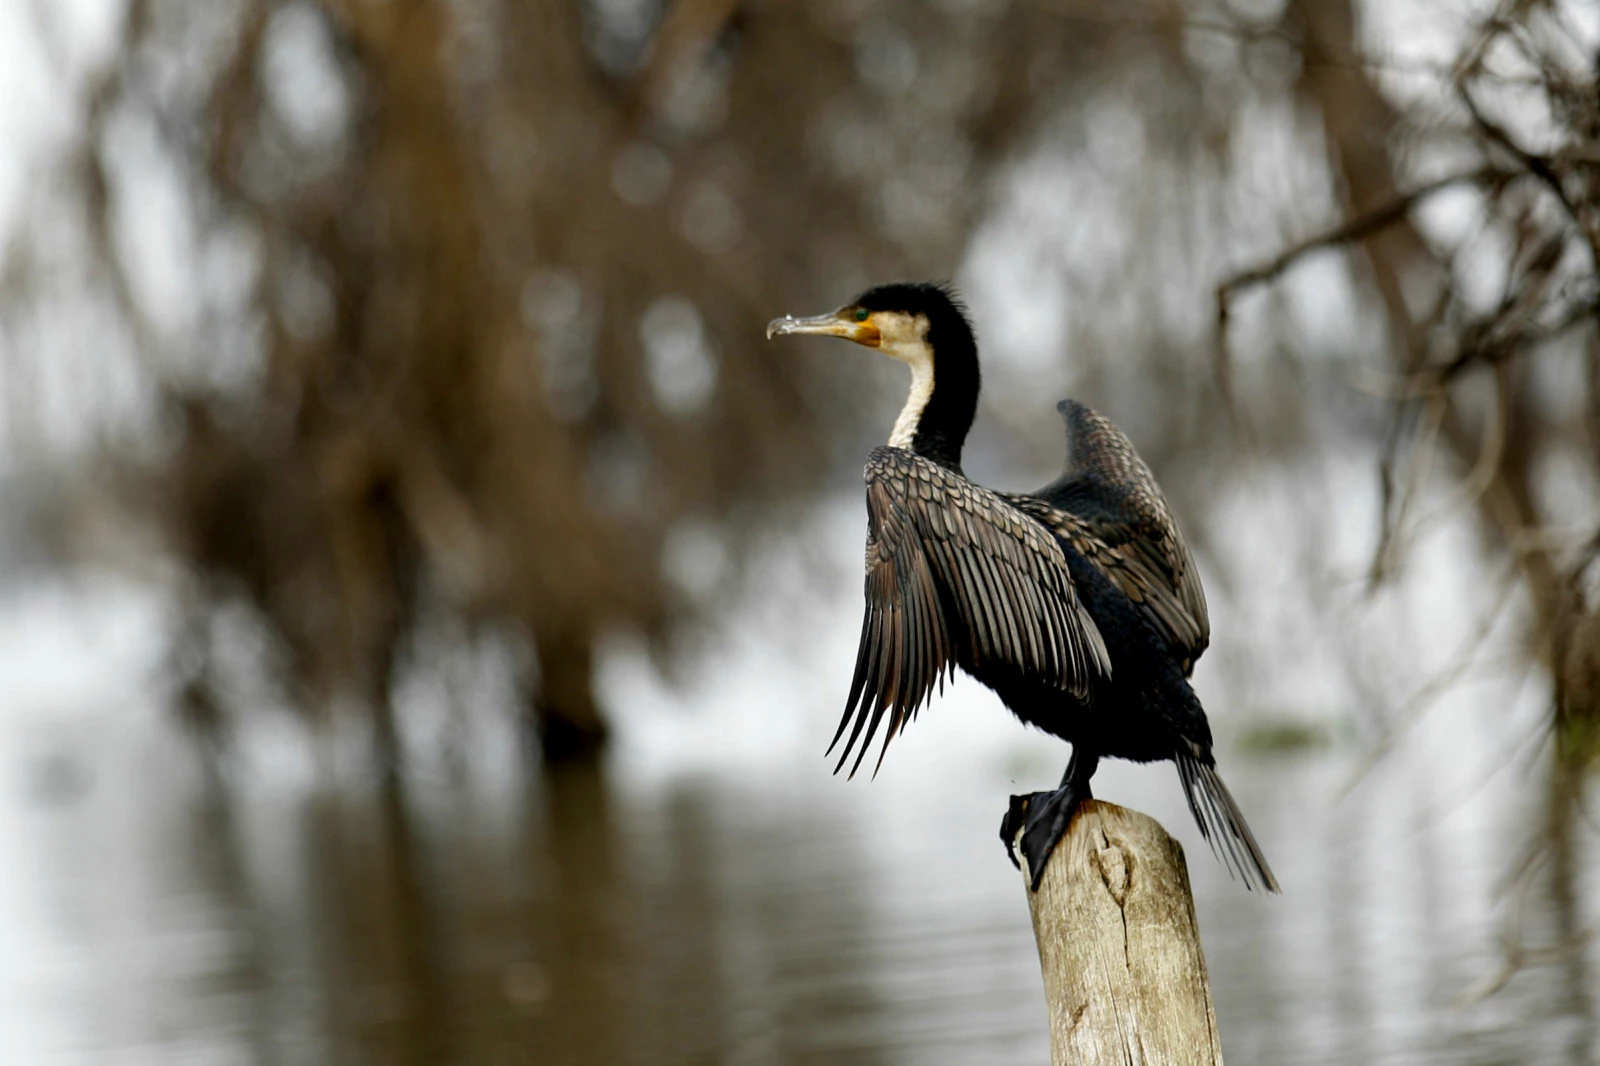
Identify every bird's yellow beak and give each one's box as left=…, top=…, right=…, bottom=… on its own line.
left=766, top=309, right=881, bottom=347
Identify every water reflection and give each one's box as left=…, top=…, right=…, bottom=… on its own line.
left=1, top=584, right=1596, bottom=1065
left=530, top=760, right=905, bottom=1066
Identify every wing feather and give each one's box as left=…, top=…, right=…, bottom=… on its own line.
left=833, top=447, right=1111, bottom=776
left=1026, top=399, right=1210, bottom=673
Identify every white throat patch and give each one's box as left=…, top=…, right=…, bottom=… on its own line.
left=877, top=312, right=934, bottom=449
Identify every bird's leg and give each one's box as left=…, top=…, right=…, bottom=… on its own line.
left=1000, top=748, right=1099, bottom=891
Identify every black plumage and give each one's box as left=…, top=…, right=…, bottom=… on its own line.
left=767, top=281, right=1277, bottom=893
left=836, top=445, right=1111, bottom=776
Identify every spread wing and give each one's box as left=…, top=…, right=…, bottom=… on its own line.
left=833, top=447, right=1112, bottom=777
left=1024, top=399, right=1209, bottom=673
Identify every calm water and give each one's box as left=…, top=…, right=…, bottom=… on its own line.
left=1, top=511, right=1596, bottom=1065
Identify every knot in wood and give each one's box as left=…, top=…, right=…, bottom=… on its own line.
left=1091, top=827, right=1129, bottom=906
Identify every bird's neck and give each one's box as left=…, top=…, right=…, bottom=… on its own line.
left=885, top=323, right=978, bottom=472
left=887, top=360, right=935, bottom=450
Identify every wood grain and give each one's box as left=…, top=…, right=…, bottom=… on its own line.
left=1022, top=800, right=1224, bottom=1066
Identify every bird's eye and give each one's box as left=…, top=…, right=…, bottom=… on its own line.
left=854, top=308, right=870, bottom=322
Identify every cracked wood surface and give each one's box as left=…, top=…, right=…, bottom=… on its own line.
left=1023, top=801, right=1224, bottom=1066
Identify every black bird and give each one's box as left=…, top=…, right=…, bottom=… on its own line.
left=767, top=282, right=1278, bottom=892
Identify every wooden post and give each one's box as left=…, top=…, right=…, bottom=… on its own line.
left=1020, top=800, right=1224, bottom=1066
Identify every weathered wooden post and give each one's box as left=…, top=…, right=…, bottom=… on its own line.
left=1019, top=800, right=1224, bottom=1066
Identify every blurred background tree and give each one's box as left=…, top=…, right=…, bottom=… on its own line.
left=0, top=0, right=1591, bottom=780
left=6, top=0, right=1228, bottom=765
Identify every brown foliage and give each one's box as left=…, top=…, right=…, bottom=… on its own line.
left=67, top=0, right=1154, bottom=758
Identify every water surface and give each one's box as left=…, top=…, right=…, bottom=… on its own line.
left=1, top=546, right=1595, bottom=1066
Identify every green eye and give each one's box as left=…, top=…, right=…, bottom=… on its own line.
left=854, top=308, right=870, bottom=322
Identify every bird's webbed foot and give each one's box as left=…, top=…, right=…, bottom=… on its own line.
left=1000, top=783, right=1091, bottom=892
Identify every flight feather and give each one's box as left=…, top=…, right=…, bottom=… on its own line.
left=833, top=446, right=1112, bottom=776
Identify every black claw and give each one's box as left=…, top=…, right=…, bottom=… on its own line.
left=1000, top=785, right=1088, bottom=891
left=999, top=794, right=1033, bottom=869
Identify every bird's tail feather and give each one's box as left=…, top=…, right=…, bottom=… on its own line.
left=1176, top=749, right=1280, bottom=893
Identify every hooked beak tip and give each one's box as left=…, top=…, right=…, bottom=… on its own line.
left=766, top=309, right=873, bottom=345
left=767, top=311, right=849, bottom=341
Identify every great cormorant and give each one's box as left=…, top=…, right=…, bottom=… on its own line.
left=768, top=282, right=1278, bottom=893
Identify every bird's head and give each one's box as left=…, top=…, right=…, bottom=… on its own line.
left=767, top=281, right=978, bottom=468
left=765, top=281, right=973, bottom=370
